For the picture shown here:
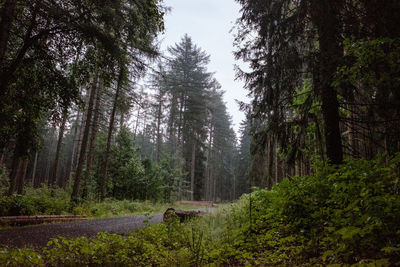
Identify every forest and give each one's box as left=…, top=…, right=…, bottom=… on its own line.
left=0, top=0, right=399, bottom=266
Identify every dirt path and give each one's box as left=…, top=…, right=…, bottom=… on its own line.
left=0, top=213, right=163, bottom=249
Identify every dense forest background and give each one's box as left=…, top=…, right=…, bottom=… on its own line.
left=0, top=1, right=250, bottom=203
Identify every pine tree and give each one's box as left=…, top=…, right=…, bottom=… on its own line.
left=164, top=35, right=212, bottom=200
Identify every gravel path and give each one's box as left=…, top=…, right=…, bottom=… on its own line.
left=0, top=213, right=163, bottom=249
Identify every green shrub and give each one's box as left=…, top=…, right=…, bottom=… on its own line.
left=73, top=199, right=172, bottom=218
left=0, top=248, right=43, bottom=266
left=0, top=187, right=176, bottom=217
left=0, top=206, right=226, bottom=266
left=215, top=154, right=400, bottom=265
left=0, top=195, right=36, bottom=216
left=2, top=156, right=398, bottom=266
left=0, top=186, right=70, bottom=216
left=42, top=233, right=165, bottom=266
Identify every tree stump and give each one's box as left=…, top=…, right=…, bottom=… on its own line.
left=163, top=208, right=203, bottom=223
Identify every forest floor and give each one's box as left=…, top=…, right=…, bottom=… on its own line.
left=0, top=208, right=213, bottom=249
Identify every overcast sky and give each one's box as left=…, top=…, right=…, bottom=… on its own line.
left=159, top=0, right=249, bottom=135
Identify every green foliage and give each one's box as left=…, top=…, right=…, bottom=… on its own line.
left=158, top=155, right=186, bottom=202
left=336, top=38, right=400, bottom=91
left=94, top=127, right=184, bottom=201
left=0, top=208, right=221, bottom=266
left=0, top=186, right=70, bottom=216
left=72, top=200, right=176, bottom=218
left=110, top=127, right=145, bottom=200
left=2, top=157, right=399, bottom=265
left=0, top=248, right=44, bottom=266
left=0, top=0, right=165, bottom=150
left=213, top=154, right=400, bottom=265
left=42, top=233, right=165, bottom=266
left=0, top=185, right=186, bottom=218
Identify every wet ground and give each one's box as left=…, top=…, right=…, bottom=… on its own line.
left=0, top=213, right=163, bottom=248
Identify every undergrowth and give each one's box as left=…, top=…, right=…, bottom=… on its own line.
left=0, top=186, right=197, bottom=218
left=1, top=155, right=399, bottom=266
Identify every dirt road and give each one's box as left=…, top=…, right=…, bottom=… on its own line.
left=0, top=213, right=163, bottom=248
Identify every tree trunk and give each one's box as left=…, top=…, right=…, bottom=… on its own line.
left=44, top=136, right=53, bottom=185
left=155, top=99, right=163, bottom=162
left=0, top=148, right=5, bottom=165
left=8, top=154, right=21, bottom=195
left=120, top=113, right=124, bottom=129
left=75, top=93, right=91, bottom=169
left=134, top=94, right=142, bottom=138
left=274, top=140, right=279, bottom=184
left=206, top=125, right=213, bottom=201
left=212, top=167, right=216, bottom=202
left=65, top=110, right=81, bottom=187
left=100, top=69, right=124, bottom=201
left=232, top=174, right=236, bottom=201
left=50, top=110, right=68, bottom=186
left=82, top=79, right=102, bottom=199
left=31, top=151, right=38, bottom=186
left=311, top=0, right=344, bottom=165
left=177, top=92, right=185, bottom=149
left=17, top=158, right=29, bottom=194
left=71, top=70, right=98, bottom=202
left=267, top=136, right=274, bottom=189
left=190, top=141, right=196, bottom=201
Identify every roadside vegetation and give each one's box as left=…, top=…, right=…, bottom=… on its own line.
left=1, top=155, right=399, bottom=266
left=0, top=184, right=201, bottom=220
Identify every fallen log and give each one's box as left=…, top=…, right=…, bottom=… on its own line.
left=0, top=215, right=87, bottom=226
left=163, top=208, right=204, bottom=223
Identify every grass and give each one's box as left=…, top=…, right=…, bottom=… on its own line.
left=0, top=205, right=229, bottom=266
left=2, top=156, right=400, bottom=266
left=71, top=199, right=212, bottom=219
left=0, top=185, right=215, bottom=229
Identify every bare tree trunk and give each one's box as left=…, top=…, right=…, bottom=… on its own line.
left=100, top=69, right=124, bottom=201
left=212, top=168, right=216, bottom=203
left=134, top=95, right=142, bottom=138
left=232, top=174, right=236, bottom=201
left=141, top=111, right=148, bottom=148
left=311, top=0, right=344, bottom=165
left=190, top=141, right=196, bottom=201
left=8, top=154, right=21, bottom=195
left=65, top=110, right=81, bottom=187
left=31, top=151, right=38, bottom=186
left=177, top=92, right=185, bottom=148
left=155, top=100, right=163, bottom=162
left=71, top=71, right=98, bottom=202
left=120, top=113, right=124, bottom=129
left=82, top=79, right=102, bottom=199
left=44, top=141, right=53, bottom=185
left=75, top=95, right=90, bottom=169
left=275, top=140, right=279, bottom=184
left=206, top=125, right=213, bottom=201
left=267, top=136, right=274, bottom=189
left=17, top=158, right=29, bottom=194
left=0, top=148, right=5, bottom=165
left=50, top=110, right=68, bottom=186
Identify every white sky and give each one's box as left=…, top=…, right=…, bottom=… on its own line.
left=159, top=0, right=249, bottom=134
